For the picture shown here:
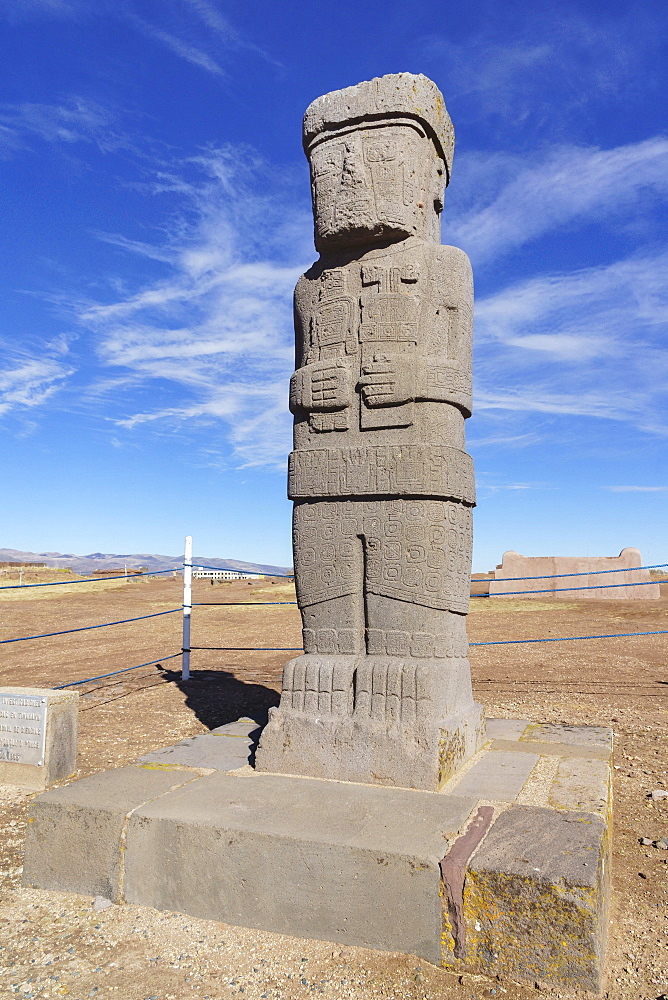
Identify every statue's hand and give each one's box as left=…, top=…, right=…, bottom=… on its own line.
left=290, top=360, right=352, bottom=412
left=359, top=354, right=414, bottom=407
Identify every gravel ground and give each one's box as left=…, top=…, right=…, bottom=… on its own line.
left=1, top=577, right=667, bottom=1000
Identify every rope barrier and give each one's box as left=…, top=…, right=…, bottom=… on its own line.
left=1, top=608, right=180, bottom=644
left=0, top=567, right=180, bottom=590
left=192, top=602, right=298, bottom=606
left=192, top=627, right=668, bottom=652
left=3, top=560, right=661, bottom=591
left=476, top=562, right=668, bottom=582
left=472, top=578, right=663, bottom=597
left=54, top=652, right=182, bottom=689
left=7, top=533, right=666, bottom=693
left=470, top=629, right=668, bottom=646
left=191, top=646, right=303, bottom=651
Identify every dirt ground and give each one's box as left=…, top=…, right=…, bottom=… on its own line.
left=1, top=573, right=667, bottom=1000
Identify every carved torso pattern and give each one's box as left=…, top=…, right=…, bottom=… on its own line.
left=289, top=239, right=474, bottom=503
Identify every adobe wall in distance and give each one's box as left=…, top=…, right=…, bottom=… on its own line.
left=488, top=547, right=661, bottom=600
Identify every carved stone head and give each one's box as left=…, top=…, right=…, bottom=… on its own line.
left=303, top=73, right=454, bottom=252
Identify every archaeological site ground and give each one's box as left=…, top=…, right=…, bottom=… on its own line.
left=1, top=571, right=667, bottom=1000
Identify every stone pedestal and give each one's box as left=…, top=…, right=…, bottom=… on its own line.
left=0, top=686, right=78, bottom=790
left=23, top=717, right=612, bottom=992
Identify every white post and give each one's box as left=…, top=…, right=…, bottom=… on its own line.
left=182, top=535, right=192, bottom=681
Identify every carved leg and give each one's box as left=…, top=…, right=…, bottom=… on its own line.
left=301, top=593, right=364, bottom=656
left=364, top=595, right=469, bottom=659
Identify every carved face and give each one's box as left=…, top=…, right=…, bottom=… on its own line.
left=309, top=121, right=444, bottom=252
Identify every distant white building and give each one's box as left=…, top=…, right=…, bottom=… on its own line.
left=192, top=568, right=264, bottom=581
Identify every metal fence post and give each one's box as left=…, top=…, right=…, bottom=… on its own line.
left=182, top=535, right=192, bottom=681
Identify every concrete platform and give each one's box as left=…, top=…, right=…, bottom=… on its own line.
left=23, top=718, right=612, bottom=993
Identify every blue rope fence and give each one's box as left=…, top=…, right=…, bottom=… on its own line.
left=191, top=628, right=668, bottom=653
left=3, top=551, right=665, bottom=692
left=55, top=653, right=182, bottom=689
left=0, top=567, right=180, bottom=590
left=478, top=562, right=668, bottom=581
left=470, top=628, right=668, bottom=646
left=472, top=578, right=663, bottom=597
left=0, top=608, right=180, bottom=644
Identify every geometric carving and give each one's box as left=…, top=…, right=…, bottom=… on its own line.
left=293, top=499, right=472, bottom=613
left=289, top=446, right=476, bottom=502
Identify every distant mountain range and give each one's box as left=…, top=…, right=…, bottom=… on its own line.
left=0, top=547, right=291, bottom=577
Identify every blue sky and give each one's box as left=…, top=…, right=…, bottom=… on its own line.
left=1, top=0, right=666, bottom=571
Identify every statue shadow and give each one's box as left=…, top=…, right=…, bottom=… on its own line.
left=156, top=665, right=280, bottom=732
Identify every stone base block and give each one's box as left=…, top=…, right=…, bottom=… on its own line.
left=0, top=687, right=78, bottom=790
left=23, top=718, right=613, bottom=993
left=22, top=766, right=202, bottom=899
left=124, top=773, right=475, bottom=960
left=255, top=654, right=485, bottom=790
left=256, top=705, right=484, bottom=791
left=448, top=806, right=610, bottom=991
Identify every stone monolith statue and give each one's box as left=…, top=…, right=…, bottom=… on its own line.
left=256, top=73, right=484, bottom=790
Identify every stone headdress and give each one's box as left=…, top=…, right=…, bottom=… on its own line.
left=302, top=72, right=455, bottom=184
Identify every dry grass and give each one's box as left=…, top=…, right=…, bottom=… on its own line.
left=0, top=566, right=153, bottom=602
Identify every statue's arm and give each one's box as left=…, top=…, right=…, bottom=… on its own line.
left=290, top=275, right=354, bottom=414
left=359, top=247, right=473, bottom=415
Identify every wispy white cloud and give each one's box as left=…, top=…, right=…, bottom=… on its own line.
left=178, top=0, right=235, bottom=38
left=468, top=431, right=542, bottom=450
left=0, top=0, right=82, bottom=17
left=76, top=146, right=310, bottom=468
left=448, top=138, right=668, bottom=263
left=422, top=35, right=553, bottom=121
left=92, top=232, right=177, bottom=265
left=0, top=357, right=73, bottom=417
left=473, top=250, right=668, bottom=428
left=0, top=96, right=125, bottom=156
left=476, top=480, right=553, bottom=496
left=0, top=0, right=273, bottom=76
left=604, top=485, right=668, bottom=493
left=125, top=11, right=225, bottom=77
left=176, top=0, right=281, bottom=68
left=421, top=5, right=661, bottom=128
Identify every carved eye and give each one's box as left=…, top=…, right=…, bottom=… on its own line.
left=366, top=141, right=396, bottom=162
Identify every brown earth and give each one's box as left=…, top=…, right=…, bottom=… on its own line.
left=1, top=575, right=667, bottom=1000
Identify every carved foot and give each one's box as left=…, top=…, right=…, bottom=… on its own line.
left=281, top=653, right=360, bottom=715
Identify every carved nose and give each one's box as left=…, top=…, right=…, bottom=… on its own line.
left=341, top=150, right=365, bottom=187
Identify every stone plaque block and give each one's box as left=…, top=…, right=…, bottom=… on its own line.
left=0, top=687, right=78, bottom=790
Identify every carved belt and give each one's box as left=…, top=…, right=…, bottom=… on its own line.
left=288, top=444, right=475, bottom=503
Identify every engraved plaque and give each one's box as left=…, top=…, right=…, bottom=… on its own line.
left=0, top=692, right=47, bottom=766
